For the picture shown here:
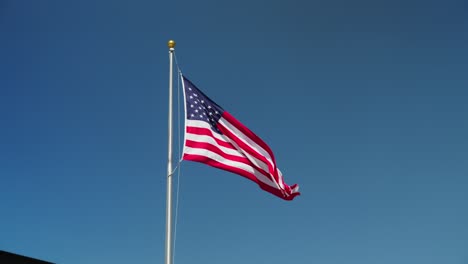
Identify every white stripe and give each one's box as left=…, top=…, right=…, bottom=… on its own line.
left=219, top=117, right=282, bottom=190
left=217, top=131, right=272, bottom=177
left=276, top=168, right=285, bottom=189
left=218, top=117, right=276, bottom=171
left=186, top=119, right=229, bottom=144
left=292, top=185, right=299, bottom=193
left=186, top=120, right=271, bottom=176
left=184, top=133, right=243, bottom=157
left=184, top=146, right=278, bottom=189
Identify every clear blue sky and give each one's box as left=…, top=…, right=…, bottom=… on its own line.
left=1, top=0, right=467, bottom=263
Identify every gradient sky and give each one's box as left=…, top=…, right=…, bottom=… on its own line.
left=1, top=1, right=467, bottom=263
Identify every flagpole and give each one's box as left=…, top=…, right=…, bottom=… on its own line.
left=165, top=39, right=176, bottom=264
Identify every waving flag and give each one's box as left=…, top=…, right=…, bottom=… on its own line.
left=181, top=76, right=300, bottom=200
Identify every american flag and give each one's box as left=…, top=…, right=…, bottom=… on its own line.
left=181, top=76, right=300, bottom=201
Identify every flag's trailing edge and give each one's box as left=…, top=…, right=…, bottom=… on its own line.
left=181, top=75, right=300, bottom=201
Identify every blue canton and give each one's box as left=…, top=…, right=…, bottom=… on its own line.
left=183, top=77, right=225, bottom=134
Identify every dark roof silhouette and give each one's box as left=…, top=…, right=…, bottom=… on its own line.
left=0, top=250, right=54, bottom=264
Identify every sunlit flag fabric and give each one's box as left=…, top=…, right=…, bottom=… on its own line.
left=181, top=75, right=300, bottom=200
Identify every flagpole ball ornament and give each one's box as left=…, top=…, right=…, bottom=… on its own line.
left=168, top=40, right=176, bottom=50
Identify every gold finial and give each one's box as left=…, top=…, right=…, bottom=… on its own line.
left=168, top=40, right=176, bottom=49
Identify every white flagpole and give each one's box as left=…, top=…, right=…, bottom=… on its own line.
left=165, top=40, right=176, bottom=264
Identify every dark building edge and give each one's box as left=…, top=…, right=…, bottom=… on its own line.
left=0, top=250, right=54, bottom=264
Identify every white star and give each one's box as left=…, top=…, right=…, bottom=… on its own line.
left=190, top=114, right=194, bottom=117
left=201, top=100, right=204, bottom=103
left=189, top=96, right=193, bottom=99
left=195, top=109, right=198, bottom=113
left=199, top=115, right=203, bottom=118
left=188, top=87, right=192, bottom=91
left=208, top=106, right=211, bottom=109
left=194, top=94, right=198, bottom=97
left=194, top=101, right=198, bottom=104
left=190, top=104, right=194, bottom=108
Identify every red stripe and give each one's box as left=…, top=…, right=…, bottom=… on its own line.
left=217, top=114, right=281, bottom=186
left=184, top=140, right=250, bottom=164
left=222, top=112, right=277, bottom=164
left=186, top=120, right=273, bottom=178
left=259, top=183, right=300, bottom=201
left=184, top=139, right=273, bottom=179
left=217, top=122, right=274, bottom=167
left=183, top=154, right=258, bottom=183
left=186, top=126, right=235, bottom=150
left=183, top=154, right=298, bottom=200
left=221, top=112, right=289, bottom=190
left=218, top=124, right=278, bottom=184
